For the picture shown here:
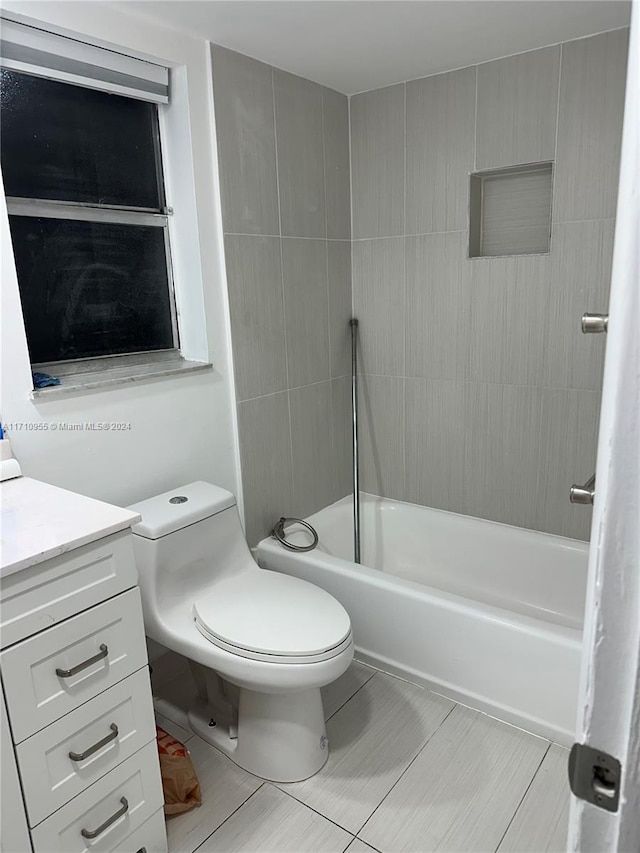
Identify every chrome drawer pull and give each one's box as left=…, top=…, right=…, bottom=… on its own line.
left=56, top=644, right=108, bottom=678
left=80, top=796, right=128, bottom=839
left=69, top=723, right=119, bottom=762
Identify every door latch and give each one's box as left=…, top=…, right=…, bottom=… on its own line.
left=568, top=743, right=621, bottom=812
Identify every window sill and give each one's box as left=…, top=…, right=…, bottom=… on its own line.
left=31, top=352, right=212, bottom=398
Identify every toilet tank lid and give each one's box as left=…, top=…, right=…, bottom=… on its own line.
left=127, top=481, right=236, bottom=539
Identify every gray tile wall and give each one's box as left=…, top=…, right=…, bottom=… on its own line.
left=214, top=31, right=627, bottom=546
left=212, top=46, right=352, bottom=545
left=350, top=30, right=629, bottom=540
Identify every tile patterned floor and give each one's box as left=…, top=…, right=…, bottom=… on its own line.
left=153, top=655, right=570, bottom=853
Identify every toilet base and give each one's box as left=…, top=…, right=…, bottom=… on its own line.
left=188, top=685, right=329, bottom=782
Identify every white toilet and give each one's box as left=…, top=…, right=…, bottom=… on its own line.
left=128, top=481, right=353, bottom=782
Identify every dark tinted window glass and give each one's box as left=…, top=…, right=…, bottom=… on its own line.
left=9, top=217, right=174, bottom=363
left=0, top=70, right=162, bottom=208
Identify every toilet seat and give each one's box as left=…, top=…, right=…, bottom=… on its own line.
left=193, top=571, right=352, bottom=664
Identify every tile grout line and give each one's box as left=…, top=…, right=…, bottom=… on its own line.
left=352, top=372, right=603, bottom=395
left=276, top=785, right=358, bottom=840
left=237, top=375, right=354, bottom=406
left=324, top=668, right=378, bottom=723
left=401, top=81, right=407, bottom=500
left=354, top=840, right=384, bottom=853
left=224, top=232, right=351, bottom=241
left=271, top=66, right=296, bottom=511
left=155, top=730, right=195, bottom=748
left=549, top=42, right=563, bottom=240
left=492, top=742, right=552, bottom=852
left=327, top=305, right=340, bottom=503
left=321, top=89, right=333, bottom=386
left=474, top=63, right=479, bottom=171
left=554, top=42, right=563, bottom=171
left=336, top=213, right=615, bottom=241
left=354, top=701, right=458, bottom=839
left=321, top=86, right=329, bottom=243
left=154, top=713, right=195, bottom=746
left=321, top=90, right=339, bottom=502
left=189, top=782, right=266, bottom=853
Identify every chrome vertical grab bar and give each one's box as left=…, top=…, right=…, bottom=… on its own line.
left=350, top=318, right=361, bottom=564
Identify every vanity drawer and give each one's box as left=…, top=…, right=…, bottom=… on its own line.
left=118, top=808, right=168, bottom=853
left=30, top=740, right=164, bottom=853
left=1, top=588, right=148, bottom=742
left=0, top=531, right=137, bottom=649
left=17, top=668, right=156, bottom=826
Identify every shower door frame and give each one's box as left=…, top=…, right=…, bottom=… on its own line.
left=568, top=3, right=640, bottom=850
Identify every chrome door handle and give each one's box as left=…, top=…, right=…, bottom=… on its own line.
left=56, top=643, right=108, bottom=678
left=81, top=796, right=128, bottom=839
left=69, top=723, right=119, bottom=762
left=570, top=474, right=596, bottom=505
left=582, top=313, right=608, bottom=334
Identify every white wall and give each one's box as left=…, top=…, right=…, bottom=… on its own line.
left=0, top=1, right=241, bottom=508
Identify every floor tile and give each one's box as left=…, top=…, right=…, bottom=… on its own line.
left=497, top=744, right=570, bottom=852
left=348, top=841, right=380, bottom=853
left=198, top=784, right=353, bottom=852
left=167, top=737, right=261, bottom=853
left=360, top=705, right=548, bottom=853
left=322, top=661, right=377, bottom=720
left=155, top=711, right=193, bottom=745
left=279, top=673, right=454, bottom=833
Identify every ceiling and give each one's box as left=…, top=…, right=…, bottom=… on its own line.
left=120, top=1, right=631, bottom=94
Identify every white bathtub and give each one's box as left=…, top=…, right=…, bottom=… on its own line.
left=256, top=493, right=588, bottom=745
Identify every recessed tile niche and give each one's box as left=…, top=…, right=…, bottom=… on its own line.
left=469, top=163, right=553, bottom=258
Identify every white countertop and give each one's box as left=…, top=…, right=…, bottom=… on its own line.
left=1, top=477, right=141, bottom=577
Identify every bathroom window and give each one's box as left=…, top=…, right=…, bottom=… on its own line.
left=1, top=68, right=178, bottom=367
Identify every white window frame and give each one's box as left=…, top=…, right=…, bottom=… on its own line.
left=1, top=15, right=212, bottom=395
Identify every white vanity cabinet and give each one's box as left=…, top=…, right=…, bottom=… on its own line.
left=1, top=686, right=31, bottom=853
left=0, top=477, right=167, bottom=853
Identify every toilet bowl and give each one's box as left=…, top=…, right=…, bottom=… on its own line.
left=128, top=481, right=353, bottom=782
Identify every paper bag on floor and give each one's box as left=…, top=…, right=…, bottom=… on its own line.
left=157, top=726, right=202, bottom=815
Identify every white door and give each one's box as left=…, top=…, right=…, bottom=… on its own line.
left=568, top=3, right=640, bottom=850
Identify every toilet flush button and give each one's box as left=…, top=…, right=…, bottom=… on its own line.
left=169, top=496, right=188, bottom=504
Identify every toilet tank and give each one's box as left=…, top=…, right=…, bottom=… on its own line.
left=127, top=482, right=254, bottom=631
